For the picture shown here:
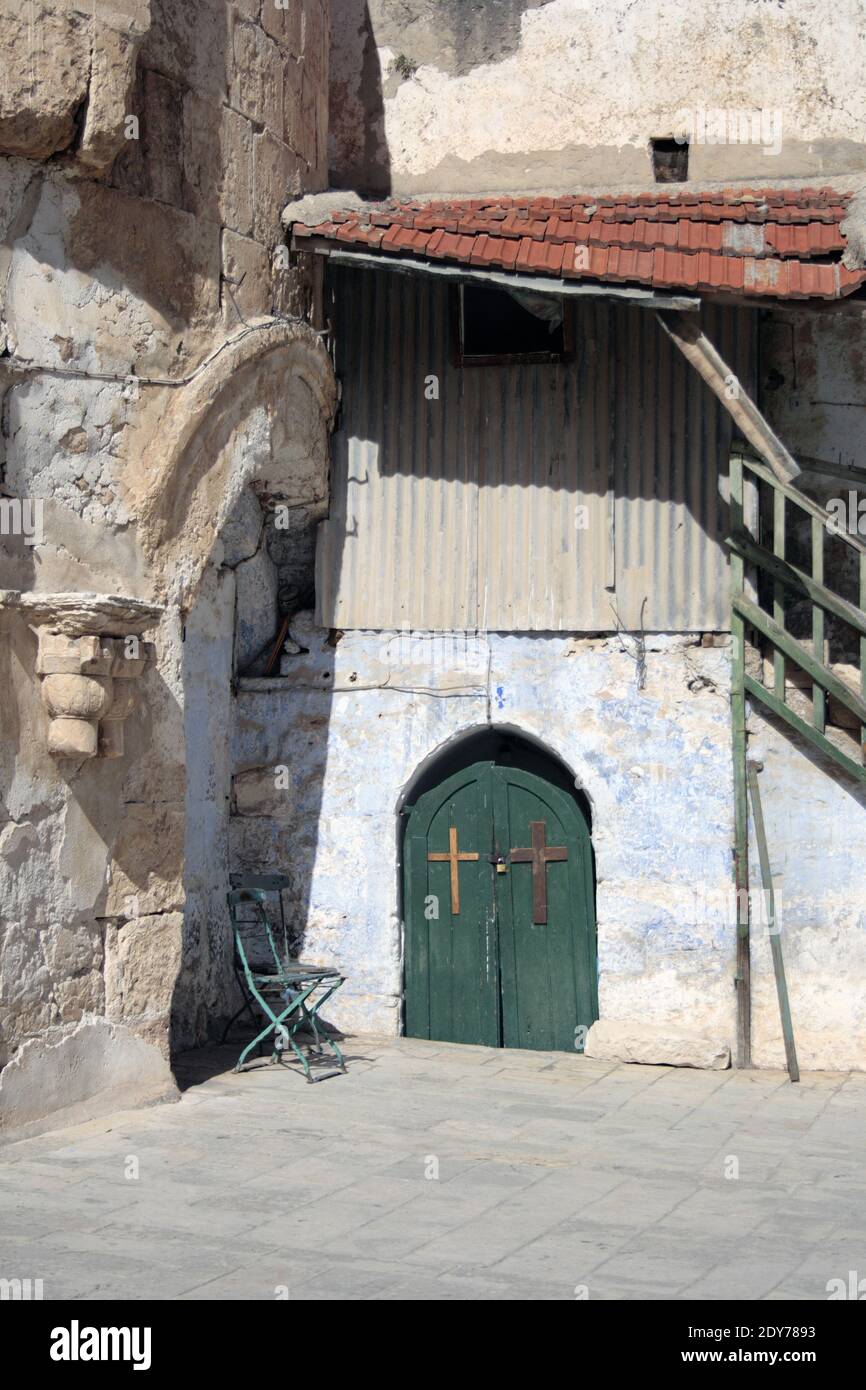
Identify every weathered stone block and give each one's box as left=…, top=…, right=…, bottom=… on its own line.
left=253, top=132, right=302, bottom=244
left=220, top=487, right=266, bottom=567
left=105, top=681, right=138, bottom=721
left=222, top=229, right=271, bottom=324
left=0, top=1017, right=178, bottom=1139
left=47, top=718, right=98, bottom=759
left=284, top=63, right=318, bottom=166
left=105, top=912, right=183, bottom=1025
left=114, top=65, right=185, bottom=205
left=314, top=70, right=328, bottom=181
left=183, top=95, right=254, bottom=236
left=141, top=68, right=186, bottom=207
left=282, top=54, right=304, bottom=154
left=262, top=0, right=303, bottom=54
left=230, top=14, right=283, bottom=132
left=104, top=803, right=186, bottom=916
left=36, top=632, right=84, bottom=676
left=585, top=1019, right=731, bottom=1070
left=78, top=24, right=143, bottom=173
left=220, top=107, right=256, bottom=236
left=302, top=0, right=328, bottom=92
left=43, top=923, right=105, bottom=1022
left=122, top=763, right=186, bottom=805
left=71, top=183, right=222, bottom=342
left=98, top=721, right=126, bottom=759
left=234, top=543, right=279, bottom=671
left=0, top=4, right=92, bottom=158
left=80, top=637, right=118, bottom=676
left=140, top=0, right=227, bottom=103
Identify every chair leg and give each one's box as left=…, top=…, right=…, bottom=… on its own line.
left=300, top=980, right=346, bottom=1070
left=283, top=1028, right=313, bottom=1082
left=235, top=981, right=319, bottom=1076
left=222, top=963, right=261, bottom=1045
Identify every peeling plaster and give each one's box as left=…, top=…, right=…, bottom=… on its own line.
left=330, top=0, right=866, bottom=194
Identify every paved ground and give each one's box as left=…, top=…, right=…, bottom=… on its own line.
left=1, top=1037, right=865, bottom=1301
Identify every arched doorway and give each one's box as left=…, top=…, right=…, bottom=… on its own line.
left=402, top=730, right=597, bottom=1052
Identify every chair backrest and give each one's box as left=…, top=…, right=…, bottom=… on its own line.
left=227, top=887, right=284, bottom=980
left=229, top=872, right=291, bottom=893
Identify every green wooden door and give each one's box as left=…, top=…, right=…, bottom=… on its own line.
left=404, top=762, right=499, bottom=1046
left=404, top=760, right=597, bottom=1051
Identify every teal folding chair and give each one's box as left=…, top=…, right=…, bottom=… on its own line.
left=226, top=883, right=346, bottom=1083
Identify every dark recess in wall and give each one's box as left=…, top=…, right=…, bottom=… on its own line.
left=651, top=137, right=690, bottom=183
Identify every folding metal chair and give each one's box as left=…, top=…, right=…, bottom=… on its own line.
left=225, top=878, right=346, bottom=1083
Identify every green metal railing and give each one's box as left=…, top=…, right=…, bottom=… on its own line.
left=728, top=446, right=866, bottom=1069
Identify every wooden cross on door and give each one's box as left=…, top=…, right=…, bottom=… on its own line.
left=510, top=820, right=567, bottom=924
left=427, top=827, right=479, bottom=916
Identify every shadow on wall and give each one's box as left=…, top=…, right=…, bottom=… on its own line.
left=329, top=0, right=391, bottom=195
left=157, top=349, right=336, bottom=1059
left=328, top=0, right=557, bottom=194
left=173, top=522, right=336, bottom=1056
left=319, top=261, right=757, bottom=636
left=230, top=616, right=337, bottom=970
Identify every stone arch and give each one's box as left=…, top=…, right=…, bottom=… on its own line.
left=131, top=317, right=337, bottom=608
left=395, top=723, right=602, bottom=963
left=398, top=721, right=596, bottom=825
left=102, top=317, right=338, bottom=1058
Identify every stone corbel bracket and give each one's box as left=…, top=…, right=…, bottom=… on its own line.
left=1, top=592, right=163, bottom=759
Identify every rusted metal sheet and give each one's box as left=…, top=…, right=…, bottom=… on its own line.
left=316, top=265, right=755, bottom=632
left=613, top=301, right=755, bottom=630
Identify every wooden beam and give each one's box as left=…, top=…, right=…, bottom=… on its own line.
left=744, top=674, right=866, bottom=784
left=304, top=243, right=702, bottom=311
left=746, top=760, right=799, bottom=1083
left=657, top=311, right=801, bottom=483
left=730, top=453, right=752, bottom=1069
left=797, top=455, right=866, bottom=489
left=727, top=530, right=866, bottom=639
left=734, top=593, right=866, bottom=728
left=734, top=449, right=866, bottom=557
left=812, top=515, right=826, bottom=735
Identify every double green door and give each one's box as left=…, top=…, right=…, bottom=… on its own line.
left=403, top=760, right=597, bottom=1051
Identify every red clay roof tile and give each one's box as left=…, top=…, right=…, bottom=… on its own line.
left=292, top=187, right=865, bottom=302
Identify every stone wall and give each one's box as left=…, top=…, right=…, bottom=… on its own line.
left=0, top=0, right=336, bottom=1124
left=220, top=294, right=866, bottom=1075
left=232, top=628, right=740, bottom=1046
left=330, top=0, right=866, bottom=194
left=232, top=614, right=866, bottom=1071
left=4, top=0, right=866, bottom=1130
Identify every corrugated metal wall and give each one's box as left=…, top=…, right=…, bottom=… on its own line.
left=316, top=264, right=755, bottom=632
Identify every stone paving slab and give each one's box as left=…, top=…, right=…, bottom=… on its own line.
left=1, top=1036, right=865, bottom=1301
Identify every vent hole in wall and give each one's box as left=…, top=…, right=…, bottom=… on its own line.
left=650, top=137, right=689, bottom=183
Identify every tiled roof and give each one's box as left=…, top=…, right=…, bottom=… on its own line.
left=292, top=188, right=866, bottom=301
